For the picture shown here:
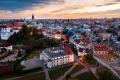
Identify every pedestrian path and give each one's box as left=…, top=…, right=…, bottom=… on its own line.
left=71, top=66, right=89, bottom=77
left=57, top=63, right=78, bottom=80
left=90, top=67, right=99, bottom=79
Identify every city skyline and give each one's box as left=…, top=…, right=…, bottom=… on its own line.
left=0, top=0, right=120, bottom=19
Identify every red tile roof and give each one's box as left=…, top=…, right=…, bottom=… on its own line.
left=64, top=47, right=74, bottom=55
left=108, top=50, right=113, bottom=54
left=94, top=44, right=108, bottom=51
left=0, top=43, right=12, bottom=47
left=84, top=40, right=90, bottom=45
left=13, top=22, right=21, bottom=28
left=74, top=39, right=81, bottom=44
left=37, top=29, right=42, bottom=32
left=55, top=31, right=61, bottom=34
left=7, top=24, right=14, bottom=28
left=0, top=65, right=11, bottom=73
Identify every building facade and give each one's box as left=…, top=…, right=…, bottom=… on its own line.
left=40, top=47, right=74, bottom=68
left=0, top=43, right=12, bottom=51
left=93, top=44, right=113, bottom=60
left=78, top=48, right=90, bottom=57
left=0, top=48, right=7, bottom=57
left=0, top=22, right=21, bottom=40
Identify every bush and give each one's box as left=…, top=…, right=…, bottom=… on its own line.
left=65, top=74, right=71, bottom=80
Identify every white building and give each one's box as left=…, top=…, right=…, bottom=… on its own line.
left=1, top=24, right=19, bottom=40
left=34, top=22, right=43, bottom=29
left=0, top=43, right=12, bottom=51
left=78, top=48, right=90, bottom=57
left=40, top=47, right=74, bottom=68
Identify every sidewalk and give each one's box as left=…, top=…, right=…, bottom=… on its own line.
left=71, top=66, right=89, bottom=77
left=57, top=63, right=78, bottom=80
left=90, top=67, right=99, bottom=79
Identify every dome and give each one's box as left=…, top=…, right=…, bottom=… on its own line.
left=2, top=25, right=7, bottom=28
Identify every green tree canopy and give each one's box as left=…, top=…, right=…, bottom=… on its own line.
left=17, top=50, right=22, bottom=57
left=83, top=53, right=95, bottom=64
left=29, top=38, right=35, bottom=44
left=97, top=68, right=114, bottom=80
left=21, top=25, right=28, bottom=35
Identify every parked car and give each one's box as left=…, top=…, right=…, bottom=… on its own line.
left=21, top=65, right=26, bottom=68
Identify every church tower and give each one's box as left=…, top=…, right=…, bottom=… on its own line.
left=32, top=14, right=35, bottom=23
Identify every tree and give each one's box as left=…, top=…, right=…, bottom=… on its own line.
left=118, top=25, right=120, bottom=28
left=97, top=68, right=114, bottom=80
left=29, top=38, right=35, bottom=44
left=117, top=37, right=120, bottom=41
left=93, top=31, right=96, bottom=35
left=21, top=25, right=28, bottom=35
left=83, top=53, right=95, bottom=64
left=71, top=47, right=78, bottom=56
left=17, top=50, right=22, bottom=57
left=65, top=74, right=71, bottom=80
left=8, top=59, right=9, bottom=63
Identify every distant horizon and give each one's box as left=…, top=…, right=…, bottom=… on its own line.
left=1, top=0, right=120, bottom=19
left=0, top=17, right=119, bottom=20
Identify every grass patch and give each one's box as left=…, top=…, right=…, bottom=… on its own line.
left=13, top=46, right=24, bottom=50
left=13, top=72, right=46, bottom=80
left=49, top=65, right=72, bottom=80
left=24, top=51, right=32, bottom=59
left=69, top=63, right=84, bottom=75
left=31, top=51, right=39, bottom=57
left=0, top=73, right=20, bottom=80
left=117, top=70, right=120, bottom=73
left=75, top=71, right=98, bottom=80
left=24, top=47, right=46, bottom=59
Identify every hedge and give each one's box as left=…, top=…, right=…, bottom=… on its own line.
left=20, top=67, right=43, bottom=75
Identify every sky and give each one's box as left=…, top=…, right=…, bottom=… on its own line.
left=0, top=0, right=120, bottom=19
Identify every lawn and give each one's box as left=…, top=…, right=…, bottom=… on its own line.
left=13, top=72, right=46, bottom=80
left=31, top=51, right=40, bottom=57
left=69, top=63, right=84, bottom=75
left=13, top=46, right=24, bottom=50
left=0, top=73, right=20, bottom=80
left=75, top=71, right=98, bottom=80
left=49, top=65, right=73, bottom=80
left=24, top=47, right=46, bottom=59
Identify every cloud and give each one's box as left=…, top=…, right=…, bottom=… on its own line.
left=0, top=0, right=64, bottom=12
